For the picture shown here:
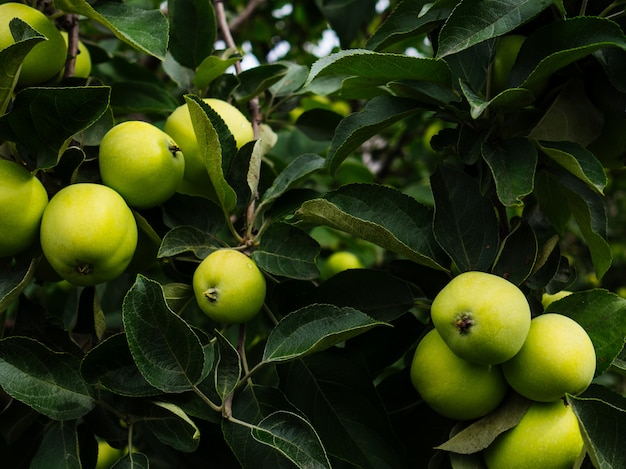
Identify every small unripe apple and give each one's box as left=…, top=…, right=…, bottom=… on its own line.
left=541, top=290, right=572, bottom=309
left=0, top=160, right=48, bottom=258
left=320, top=251, right=363, bottom=279
left=193, top=249, right=266, bottom=324
left=0, top=2, right=67, bottom=86
left=164, top=98, right=254, bottom=198
left=502, top=313, right=596, bottom=402
left=483, top=399, right=584, bottom=469
left=410, top=329, right=508, bottom=421
left=40, top=183, right=138, bottom=286
left=98, top=121, right=185, bottom=209
left=431, top=271, right=531, bottom=365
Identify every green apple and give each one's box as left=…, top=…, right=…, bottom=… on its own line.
left=96, top=440, right=125, bottom=469
left=98, top=121, right=185, bottom=209
left=193, top=249, right=266, bottom=324
left=320, top=251, right=364, bottom=279
left=40, top=183, right=138, bottom=286
left=0, top=160, right=48, bottom=258
left=0, top=2, right=67, bottom=87
left=502, top=313, right=596, bottom=402
left=164, top=98, right=254, bottom=198
left=60, top=31, right=91, bottom=78
left=410, top=328, right=508, bottom=420
left=431, top=271, right=531, bottom=365
left=483, top=399, right=584, bottom=469
left=541, top=290, right=572, bottom=309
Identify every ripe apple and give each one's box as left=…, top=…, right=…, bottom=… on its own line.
left=193, top=249, right=266, bottom=324
left=60, top=31, right=91, bottom=78
left=483, top=399, right=584, bottom=469
left=40, top=183, right=138, bottom=286
left=410, top=328, right=508, bottom=421
left=98, top=121, right=185, bottom=209
left=320, top=251, right=363, bottom=279
left=0, top=160, right=48, bottom=258
left=0, top=2, right=67, bottom=87
left=430, top=271, right=531, bottom=365
left=502, top=313, right=596, bottom=402
left=164, top=98, right=254, bottom=198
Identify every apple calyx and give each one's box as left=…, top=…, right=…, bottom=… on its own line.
left=204, top=287, right=219, bottom=302
left=169, top=144, right=181, bottom=156
left=454, top=313, right=474, bottom=334
left=76, top=263, right=93, bottom=276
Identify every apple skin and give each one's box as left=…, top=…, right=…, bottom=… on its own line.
left=320, top=251, right=363, bottom=279
left=430, top=271, right=531, bottom=365
left=541, top=290, right=572, bottom=309
left=0, top=160, right=48, bottom=258
left=483, top=399, right=584, bottom=469
left=502, top=313, right=596, bottom=402
left=0, top=2, right=67, bottom=86
left=410, top=328, right=509, bottom=421
left=193, top=249, right=266, bottom=324
left=60, top=31, right=91, bottom=78
left=164, top=98, right=254, bottom=198
left=40, top=183, right=138, bottom=286
left=99, top=121, right=185, bottom=209
left=96, top=440, right=125, bottom=469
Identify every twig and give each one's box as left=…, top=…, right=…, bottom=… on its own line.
left=61, top=13, right=79, bottom=79
left=229, top=0, right=266, bottom=32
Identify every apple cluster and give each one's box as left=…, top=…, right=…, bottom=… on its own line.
left=411, top=271, right=596, bottom=468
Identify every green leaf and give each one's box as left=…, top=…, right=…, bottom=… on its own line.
left=533, top=171, right=571, bottom=237
left=460, top=80, right=535, bottom=119
left=366, top=0, right=456, bottom=51
left=482, top=137, right=537, bottom=207
left=431, top=164, right=500, bottom=272
left=247, top=124, right=277, bottom=201
left=167, top=0, right=216, bottom=69
left=80, top=333, right=160, bottom=397
left=0, top=86, right=110, bottom=169
left=213, top=331, right=241, bottom=403
left=315, top=0, right=377, bottom=48
left=295, top=183, right=449, bottom=272
left=147, top=401, right=200, bottom=452
left=545, top=290, right=626, bottom=376
left=236, top=64, right=289, bottom=102
left=111, top=452, right=150, bottom=469
left=491, top=221, right=538, bottom=286
left=510, top=17, right=626, bottom=89
left=185, top=94, right=238, bottom=214
left=157, top=225, right=215, bottom=259
left=252, top=223, right=320, bottom=280
left=0, top=337, right=94, bottom=420
left=0, top=19, right=45, bottom=115
left=262, top=304, right=388, bottom=363
left=538, top=141, right=607, bottom=194
left=193, top=55, right=240, bottom=89
left=0, top=256, right=37, bottom=313
left=252, top=411, right=331, bottom=469
left=326, top=96, right=421, bottom=174
left=279, top=348, right=408, bottom=468
left=162, top=193, right=226, bottom=232
left=109, top=81, right=179, bottom=115
left=569, top=385, right=626, bottom=469
left=258, top=153, right=326, bottom=210
left=436, top=0, right=552, bottom=58
left=122, top=275, right=205, bottom=392
left=270, top=61, right=309, bottom=97
left=56, top=0, right=168, bottom=59
left=29, top=420, right=80, bottom=469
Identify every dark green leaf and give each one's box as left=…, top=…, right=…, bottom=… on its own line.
left=0, top=256, right=36, bottom=313
left=262, top=304, right=388, bottom=363
left=29, top=420, right=80, bottom=469
left=162, top=193, right=226, bottom=232
left=111, top=452, right=150, bottom=469
left=110, top=81, right=179, bottom=115
left=1, top=86, right=110, bottom=168
left=80, top=333, right=160, bottom=397
left=235, top=64, right=289, bottom=102
left=167, top=0, right=216, bottom=69
left=295, top=109, right=344, bottom=142
left=252, top=410, right=331, bottom=469
left=431, top=164, right=500, bottom=272
left=147, top=401, right=200, bottom=452
left=157, top=225, right=215, bottom=259
left=270, top=61, right=309, bottom=97
left=533, top=171, right=571, bottom=237
left=460, top=80, right=535, bottom=119
left=214, top=330, right=241, bottom=403
left=491, top=221, right=538, bottom=286
left=0, top=337, right=94, bottom=420
left=545, top=290, right=626, bottom=376
left=482, top=137, right=537, bottom=207
left=295, top=183, right=449, bottom=271
left=122, top=275, right=205, bottom=392
left=253, top=223, right=320, bottom=280
left=56, top=0, right=168, bottom=59
left=193, top=55, right=240, bottom=89
left=436, top=0, right=551, bottom=58
left=315, top=0, right=377, bottom=48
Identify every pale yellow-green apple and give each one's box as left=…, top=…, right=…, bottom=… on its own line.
left=96, top=440, right=125, bottom=469
left=431, top=271, right=531, bottom=365
left=40, top=183, right=138, bottom=286
left=483, top=399, right=584, bottom=469
left=320, top=251, right=364, bottom=280
left=0, top=2, right=67, bottom=86
left=541, top=290, right=572, bottom=309
left=193, top=249, right=266, bottom=323
left=164, top=98, right=254, bottom=198
left=98, top=121, right=185, bottom=209
left=60, top=31, right=91, bottom=78
left=410, top=328, right=508, bottom=420
left=0, top=160, right=48, bottom=258
left=502, top=313, right=596, bottom=402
